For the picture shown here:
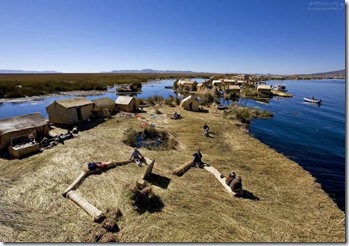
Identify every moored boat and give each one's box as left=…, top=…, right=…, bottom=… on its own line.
left=273, top=84, right=287, bottom=92
left=304, top=97, right=322, bottom=104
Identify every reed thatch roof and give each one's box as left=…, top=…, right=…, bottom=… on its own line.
left=55, top=97, right=93, bottom=109
left=115, top=96, right=134, bottom=105
left=92, top=97, right=115, bottom=108
left=0, top=113, right=48, bottom=135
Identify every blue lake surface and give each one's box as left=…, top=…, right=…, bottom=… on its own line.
left=0, top=78, right=345, bottom=210
left=241, top=79, right=345, bottom=211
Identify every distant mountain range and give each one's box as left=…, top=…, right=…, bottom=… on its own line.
left=107, top=69, right=198, bottom=74
left=0, top=68, right=345, bottom=76
left=0, top=69, right=61, bottom=74
left=306, top=69, right=345, bottom=77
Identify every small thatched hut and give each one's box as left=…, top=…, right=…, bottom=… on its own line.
left=180, top=95, right=200, bottom=112
left=0, top=112, right=49, bottom=150
left=224, top=85, right=241, bottom=93
left=212, top=79, right=222, bottom=86
left=92, top=97, right=116, bottom=118
left=196, top=83, right=205, bottom=92
left=115, top=96, right=138, bottom=112
left=46, top=97, right=94, bottom=125
left=257, top=85, right=272, bottom=94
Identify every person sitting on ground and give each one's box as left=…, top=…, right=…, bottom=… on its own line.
left=203, top=122, right=209, bottom=137
left=173, top=111, right=181, bottom=120
left=193, top=149, right=203, bottom=168
left=229, top=175, right=243, bottom=197
left=130, top=147, right=145, bottom=166
left=225, top=171, right=236, bottom=186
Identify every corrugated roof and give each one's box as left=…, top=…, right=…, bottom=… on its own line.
left=115, top=96, right=134, bottom=105
left=56, top=97, right=93, bottom=108
left=0, top=113, right=48, bottom=135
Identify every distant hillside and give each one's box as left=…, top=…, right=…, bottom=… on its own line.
left=308, top=69, right=345, bottom=77
left=107, top=69, right=197, bottom=74
left=0, top=69, right=61, bottom=74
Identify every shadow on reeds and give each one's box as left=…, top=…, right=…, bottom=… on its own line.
left=144, top=173, right=171, bottom=189
left=52, top=117, right=108, bottom=132
left=133, top=194, right=165, bottom=214
left=197, top=108, right=209, bottom=113
left=239, top=189, right=260, bottom=201
left=0, top=149, right=41, bottom=160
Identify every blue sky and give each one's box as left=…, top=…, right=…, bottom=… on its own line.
left=0, top=0, right=345, bottom=74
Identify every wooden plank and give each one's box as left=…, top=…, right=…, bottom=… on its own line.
left=62, top=171, right=88, bottom=197
left=143, top=159, right=155, bottom=179
left=172, top=160, right=193, bottom=176
left=62, top=160, right=133, bottom=197
left=66, top=191, right=105, bottom=222
left=204, top=165, right=233, bottom=194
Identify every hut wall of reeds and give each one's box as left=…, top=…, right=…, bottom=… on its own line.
left=180, top=95, right=200, bottom=112
left=92, top=97, right=116, bottom=118
left=46, top=97, right=94, bottom=125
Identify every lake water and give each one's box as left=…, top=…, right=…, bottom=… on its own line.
left=241, top=79, right=345, bottom=211
left=0, top=78, right=345, bottom=211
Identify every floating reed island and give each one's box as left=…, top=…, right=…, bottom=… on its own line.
left=0, top=101, right=344, bottom=242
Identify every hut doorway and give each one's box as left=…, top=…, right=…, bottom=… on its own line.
left=77, top=108, right=83, bottom=121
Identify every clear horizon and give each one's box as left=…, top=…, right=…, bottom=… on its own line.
left=0, top=0, right=345, bottom=74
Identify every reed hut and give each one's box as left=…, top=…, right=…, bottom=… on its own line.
left=0, top=112, right=49, bottom=150
left=115, top=96, right=138, bottom=112
left=212, top=79, right=222, bottom=87
left=180, top=95, right=200, bottom=112
left=46, top=97, right=94, bottom=125
left=196, top=83, right=205, bottom=92
left=257, top=84, right=272, bottom=94
left=224, top=85, right=241, bottom=93
left=92, top=97, right=116, bottom=118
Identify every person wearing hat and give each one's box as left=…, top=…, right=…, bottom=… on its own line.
left=130, top=147, right=145, bottom=166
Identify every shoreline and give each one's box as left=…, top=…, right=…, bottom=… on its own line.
left=0, top=90, right=106, bottom=103
left=0, top=105, right=344, bottom=242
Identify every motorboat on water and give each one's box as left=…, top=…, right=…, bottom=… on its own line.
left=304, top=97, right=322, bottom=104
left=272, top=84, right=287, bottom=92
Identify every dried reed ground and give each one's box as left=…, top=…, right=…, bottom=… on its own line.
left=0, top=106, right=345, bottom=242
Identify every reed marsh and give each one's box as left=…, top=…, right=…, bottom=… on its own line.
left=0, top=105, right=345, bottom=242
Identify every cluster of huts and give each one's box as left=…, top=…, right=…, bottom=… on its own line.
left=175, top=75, right=272, bottom=95
left=0, top=95, right=202, bottom=158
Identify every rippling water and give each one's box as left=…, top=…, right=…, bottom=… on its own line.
left=0, top=78, right=345, bottom=210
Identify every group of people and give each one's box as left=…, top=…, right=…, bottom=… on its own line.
left=129, top=119, right=244, bottom=197
left=130, top=146, right=244, bottom=197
